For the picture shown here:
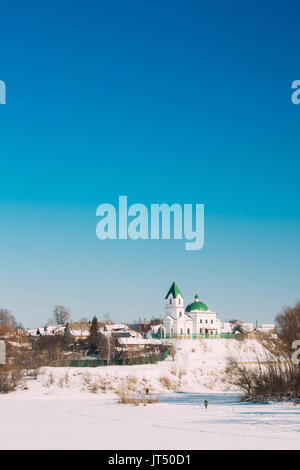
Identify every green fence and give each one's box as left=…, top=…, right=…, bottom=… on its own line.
left=68, top=350, right=170, bottom=367
left=68, top=359, right=106, bottom=367
left=165, top=333, right=238, bottom=340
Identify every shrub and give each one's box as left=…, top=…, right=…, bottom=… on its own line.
left=126, top=375, right=138, bottom=391
left=159, top=375, right=172, bottom=390
left=88, top=381, right=100, bottom=394
left=116, top=377, right=160, bottom=405
left=169, top=345, right=177, bottom=362
left=226, top=340, right=300, bottom=402
left=0, top=367, right=24, bottom=394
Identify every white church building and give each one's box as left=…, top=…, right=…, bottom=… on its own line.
left=163, top=281, right=221, bottom=337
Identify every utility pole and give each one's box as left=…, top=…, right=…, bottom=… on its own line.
left=107, top=334, right=111, bottom=366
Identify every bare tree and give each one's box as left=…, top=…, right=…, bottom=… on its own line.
left=226, top=301, right=300, bottom=402
left=53, top=305, right=71, bottom=325
left=103, top=313, right=113, bottom=324
left=0, top=309, right=17, bottom=330
left=99, top=332, right=117, bottom=365
left=226, top=340, right=300, bottom=402
left=276, top=302, right=300, bottom=352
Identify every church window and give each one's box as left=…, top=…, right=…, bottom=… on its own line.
left=211, top=320, right=213, bottom=324
left=180, top=328, right=183, bottom=335
left=187, top=328, right=190, bottom=335
left=170, top=299, right=172, bottom=304
left=205, top=319, right=208, bottom=323
left=178, top=298, right=181, bottom=304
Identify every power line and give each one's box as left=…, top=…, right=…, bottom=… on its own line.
left=0, top=297, right=161, bottom=317
left=0, top=279, right=162, bottom=310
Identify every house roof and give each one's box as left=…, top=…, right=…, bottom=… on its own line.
left=67, top=322, right=90, bottom=336
left=184, top=314, right=193, bottom=321
left=37, top=325, right=61, bottom=336
left=102, top=323, right=129, bottom=333
left=165, top=281, right=183, bottom=299
left=117, top=338, right=163, bottom=345
left=164, top=315, right=176, bottom=321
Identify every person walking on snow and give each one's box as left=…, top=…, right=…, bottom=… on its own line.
left=204, top=400, right=208, bottom=410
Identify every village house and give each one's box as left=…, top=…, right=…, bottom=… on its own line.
left=65, top=321, right=90, bottom=341
left=101, top=323, right=142, bottom=338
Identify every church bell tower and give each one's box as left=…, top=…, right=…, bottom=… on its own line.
left=165, top=281, right=184, bottom=320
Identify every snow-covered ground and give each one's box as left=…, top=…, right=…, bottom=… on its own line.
left=1, top=339, right=300, bottom=450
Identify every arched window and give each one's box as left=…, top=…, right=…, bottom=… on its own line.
left=178, top=298, right=181, bottom=304
left=187, top=328, right=190, bottom=335
left=180, top=328, right=183, bottom=335
left=170, top=298, right=172, bottom=304
left=179, top=311, right=182, bottom=318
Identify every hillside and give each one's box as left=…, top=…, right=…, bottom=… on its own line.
left=11, top=338, right=267, bottom=397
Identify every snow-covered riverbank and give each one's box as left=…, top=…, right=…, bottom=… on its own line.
left=1, top=390, right=300, bottom=450
left=1, top=339, right=299, bottom=450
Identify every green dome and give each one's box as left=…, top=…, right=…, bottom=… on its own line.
left=185, top=294, right=208, bottom=312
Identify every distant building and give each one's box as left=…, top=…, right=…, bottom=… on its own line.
left=101, top=323, right=142, bottom=338
left=26, top=329, right=39, bottom=337
left=231, top=321, right=255, bottom=335
left=219, top=322, right=232, bottom=334
left=26, top=325, right=66, bottom=337
left=163, top=281, right=220, bottom=337
left=65, top=322, right=90, bottom=341
left=242, top=323, right=255, bottom=333
left=257, top=324, right=276, bottom=333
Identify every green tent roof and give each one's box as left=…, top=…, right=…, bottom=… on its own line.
left=165, top=281, right=184, bottom=299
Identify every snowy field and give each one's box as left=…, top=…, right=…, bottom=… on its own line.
left=1, top=339, right=300, bottom=450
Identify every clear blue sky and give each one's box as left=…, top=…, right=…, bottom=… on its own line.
left=0, top=0, right=300, bottom=327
